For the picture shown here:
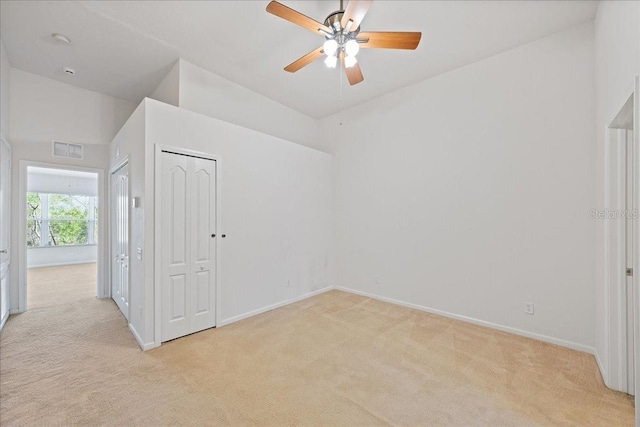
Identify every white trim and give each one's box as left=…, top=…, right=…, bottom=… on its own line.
left=218, top=286, right=334, bottom=327
left=335, top=286, right=596, bottom=355
left=595, top=349, right=607, bottom=384
left=603, top=124, right=612, bottom=387
left=128, top=323, right=156, bottom=351
left=153, top=145, right=221, bottom=348
left=633, top=76, right=639, bottom=421
left=0, top=137, right=11, bottom=332
left=18, top=161, right=106, bottom=311
left=110, top=156, right=129, bottom=175
left=154, top=147, right=160, bottom=347
left=0, top=310, right=8, bottom=331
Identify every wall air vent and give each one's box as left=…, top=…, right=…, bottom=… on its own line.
left=52, top=140, right=84, bottom=160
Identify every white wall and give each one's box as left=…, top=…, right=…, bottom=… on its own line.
left=149, top=60, right=179, bottom=107
left=110, top=98, right=334, bottom=348
left=1, top=43, right=9, bottom=141
left=27, top=246, right=97, bottom=268
left=322, top=23, right=597, bottom=351
left=9, top=69, right=136, bottom=146
left=177, top=60, right=322, bottom=151
left=593, top=0, right=640, bottom=388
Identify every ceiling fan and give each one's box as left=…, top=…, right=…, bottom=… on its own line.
left=266, top=0, right=421, bottom=85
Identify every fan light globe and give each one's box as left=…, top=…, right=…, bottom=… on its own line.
left=344, top=55, right=357, bottom=69
left=323, top=39, right=338, bottom=57
left=324, top=55, right=338, bottom=68
left=344, top=39, right=360, bottom=57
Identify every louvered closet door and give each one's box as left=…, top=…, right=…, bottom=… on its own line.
left=160, top=151, right=216, bottom=342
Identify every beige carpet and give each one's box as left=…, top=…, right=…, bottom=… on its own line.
left=0, top=287, right=634, bottom=426
left=27, top=263, right=97, bottom=310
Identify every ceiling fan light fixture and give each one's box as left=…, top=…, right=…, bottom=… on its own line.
left=266, top=0, right=421, bottom=86
left=344, top=55, right=357, bottom=68
left=323, top=39, right=339, bottom=56
left=324, top=55, right=338, bottom=68
left=344, top=39, right=360, bottom=57
left=344, top=19, right=354, bottom=33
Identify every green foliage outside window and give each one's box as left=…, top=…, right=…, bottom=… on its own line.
left=27, top=193, right=98, bottom=247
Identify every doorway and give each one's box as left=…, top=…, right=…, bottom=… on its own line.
left=607, top=93, right=636, bottom=397
left=24, top=166, right=100, bottom=310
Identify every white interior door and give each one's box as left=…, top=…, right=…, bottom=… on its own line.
left=111, top=163, right=129, bottom=319
left=0, top=138, right=11, bottom=326
left=160, top=150, right=216, bottom=342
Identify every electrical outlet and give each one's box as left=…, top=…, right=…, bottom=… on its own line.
left=286, top=280, right=291, bottom=288
left=374, top=276, right=380, bottom=285
left=524, top=302, right=534, bottom=315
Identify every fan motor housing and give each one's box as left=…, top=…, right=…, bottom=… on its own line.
left=324, top=10, right=360, bottom=37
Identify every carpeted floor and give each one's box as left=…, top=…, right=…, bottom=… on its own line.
left=0, top=278, right=635, bottom=425
left=27, top=263, right=97, bottom=310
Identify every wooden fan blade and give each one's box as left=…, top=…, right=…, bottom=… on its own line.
left=357, top=31, right=422, bottom=50
left=284, top=46, right=325, bottom=73
left=266, top=1, right=332, bottom=36
left=341, top=0, right=372, bottom=31
left=341, top=52, right=364, bottom=85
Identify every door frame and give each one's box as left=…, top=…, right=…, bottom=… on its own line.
left=0, top=137, right=11, bottom=330
left=17, top=160, right=106, bottom=312
left=153, top=144, right=221, bottom=348
left=634, top=76, right=640, bottom=420
left=109, top=156, right=130, bottom=319
left=603, top=77, right=639, bottom=410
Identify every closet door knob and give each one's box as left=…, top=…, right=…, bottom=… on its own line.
left=221, top=234, right=226, bottom=238
left=211, top=234, right=215, bottom=238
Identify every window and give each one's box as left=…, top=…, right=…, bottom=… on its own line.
left=27, top=193, right=98, bottom=247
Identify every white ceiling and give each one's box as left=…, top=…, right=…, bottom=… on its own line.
left=1, top=1, right=598, bottom=118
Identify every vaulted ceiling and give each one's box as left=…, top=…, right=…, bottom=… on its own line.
left=0, top=1, right=598, bottom=118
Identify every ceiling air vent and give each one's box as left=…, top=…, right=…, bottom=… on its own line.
left=52, top=140, right=84, bottom=160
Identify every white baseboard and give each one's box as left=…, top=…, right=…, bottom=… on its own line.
left=594, top=349, right=609, bottom=388
left=218, top=286, right=334, bottom=327
left=27, top=260, right=97, bottom=269
left=335, top=286, right=596, bottom=355
left=0, top=310, right=8, bottom=332
left=128, top=323, right=156, bottom=351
